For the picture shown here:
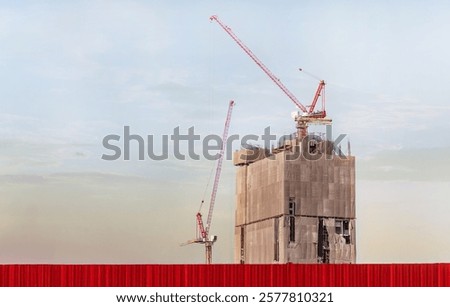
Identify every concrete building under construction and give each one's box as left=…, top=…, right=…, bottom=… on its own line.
left=209, top=15, right=356, bottom=264
left=233, top=133, right=356, bottom=264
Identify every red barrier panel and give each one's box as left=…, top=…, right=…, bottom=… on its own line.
left=0, top=264, right=448, bottom=287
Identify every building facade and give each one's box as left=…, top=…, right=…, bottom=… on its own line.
left=233, top=137, right=356, bottom=264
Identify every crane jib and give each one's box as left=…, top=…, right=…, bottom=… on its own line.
left=204, top=100, right=235, bottom=237
left=210, top=15, right=308, bottom=113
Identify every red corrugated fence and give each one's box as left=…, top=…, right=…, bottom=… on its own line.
left=0, top=264, right=448, bottom=287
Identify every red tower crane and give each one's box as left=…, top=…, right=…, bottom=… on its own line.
left=210, top=15, right=331, bottom=138
left=181, top=100, right=235, bottom=264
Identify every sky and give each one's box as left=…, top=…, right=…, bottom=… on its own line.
left=0, top=0, right=449, bottom=263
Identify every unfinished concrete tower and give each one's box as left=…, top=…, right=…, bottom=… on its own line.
left=233, top=133, right=355, bottom=264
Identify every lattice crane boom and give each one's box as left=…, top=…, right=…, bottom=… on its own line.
left=183, top=100, right=235, bottom=264
left=210, top=15, right=308, bottom=113
left=204, top=100, right=234, bottom=237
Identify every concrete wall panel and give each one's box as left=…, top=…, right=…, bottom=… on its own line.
left=235, top=148, right=356, bottom=264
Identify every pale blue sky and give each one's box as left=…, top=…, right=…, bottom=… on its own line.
left=0, top=0, right=449, bottom=263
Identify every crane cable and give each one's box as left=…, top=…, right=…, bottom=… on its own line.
left=298, top=68, right=321, bottom=81
left=199, top=24, right=217, bottom=214
left=198, top=164, right=215, bottom=213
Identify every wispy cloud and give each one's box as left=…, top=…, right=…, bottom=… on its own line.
left=0, top=112, right=118, bottom=173
left=333, top=90, right=450, bottom=155
left=358, top=147, right=450, bottom=182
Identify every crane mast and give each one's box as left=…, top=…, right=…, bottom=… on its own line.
left=308, top=80, right=326, bottom=116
